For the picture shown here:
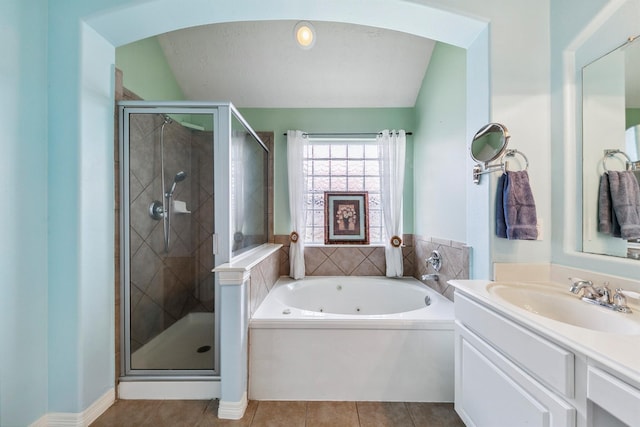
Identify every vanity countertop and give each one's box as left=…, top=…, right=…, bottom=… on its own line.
left=449, top=279, right=640, bottom=387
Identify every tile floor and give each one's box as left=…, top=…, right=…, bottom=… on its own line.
left=90, top=399, right=465, bottom=426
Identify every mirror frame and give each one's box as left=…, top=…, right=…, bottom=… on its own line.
left=581, top=35, right=640, bottom=260
left=558, top=0, right=640, bottom=280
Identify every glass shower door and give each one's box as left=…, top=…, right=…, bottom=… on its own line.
left=121, top=107, right=218, bottom=375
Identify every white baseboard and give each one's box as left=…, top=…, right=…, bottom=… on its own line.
left=218, top=392, right=248, bottom=420
left=118, top=380, right=221, bottom=400
left=29, top=388, right=115, bottom=427
left=28, top=415, right=48, bottom=427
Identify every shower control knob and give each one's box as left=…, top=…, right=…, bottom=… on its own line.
left=149, top=200, right=164, bottom=220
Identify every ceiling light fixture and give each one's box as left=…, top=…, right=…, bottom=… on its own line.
left=294, top=21, right=316, bottom=49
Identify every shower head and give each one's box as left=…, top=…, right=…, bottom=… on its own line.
left=174, top=171, right=187, bottom=183
left=162, top=114, right=173, bottom=125
left=167, top=171, right=187, bottom=197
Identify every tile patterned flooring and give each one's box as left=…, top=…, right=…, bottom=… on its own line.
left=90, top=399, right=465, bottom=426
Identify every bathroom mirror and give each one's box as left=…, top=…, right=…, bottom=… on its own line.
left=582, top=36, right=640, bottom=260
left=470, top=123, right=510, bottom=184
left=471, top=123, right=510, bottom=164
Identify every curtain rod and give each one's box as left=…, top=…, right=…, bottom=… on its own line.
left=282, top=131, right=413, bottom=137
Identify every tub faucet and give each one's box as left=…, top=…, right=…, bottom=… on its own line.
left=421, top=273, right=439, bottom=281
left=426, top=250, right=442, bottom=272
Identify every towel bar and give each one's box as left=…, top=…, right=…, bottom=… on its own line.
left=472, top=148, right=531, bottom=184
left=500, top=149, right=529, bottom=173
left=602, top=149, right=637, bottom=172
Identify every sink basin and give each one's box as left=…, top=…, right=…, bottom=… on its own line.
left=487, top=282, right=640, bottom=334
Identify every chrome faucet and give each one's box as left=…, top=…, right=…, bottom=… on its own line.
left=595, top=284, right=612, bottom=304
left=426, top=250, right=442, bottom=272
left=568, top=278, right=632, bottom=313
left=568, top=278, right=595, bottom=296
left=421, top=250, right=442, bottom=282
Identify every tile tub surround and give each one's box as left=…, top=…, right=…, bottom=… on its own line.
left=413, top=235, right=470, bottom=301
left=274, top=234, right=469, bottom=301
left=248, top=249, right=281, bottom=317
left=274, top=234, right=415, bottom=277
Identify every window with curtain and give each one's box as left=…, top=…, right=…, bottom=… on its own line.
left=303, top=138, right=385, bottom=244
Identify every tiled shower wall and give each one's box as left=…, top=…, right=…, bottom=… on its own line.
left=274, top=234, right=469, bottom=301
left=126, top=104, right=214, bottom=352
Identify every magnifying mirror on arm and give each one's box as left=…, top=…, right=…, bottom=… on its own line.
left=470, top=123, right=510, bottom=184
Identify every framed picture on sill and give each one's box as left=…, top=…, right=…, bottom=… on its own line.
left=324, top=192, right=369, bottom=245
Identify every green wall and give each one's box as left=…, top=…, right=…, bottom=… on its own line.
left=117, top=37, right=417, bottom=238
left=116, top=36, right=185, bottom=100
left=412, top=42, right=467, bottom=242
left=239, top=108, right=416, bottom=235
left=626, top=108, right=640, bottom=128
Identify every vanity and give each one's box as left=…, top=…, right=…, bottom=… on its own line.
left=449, top=2, right=640, bottom=425
left=450, top=274, right=640, bottom=427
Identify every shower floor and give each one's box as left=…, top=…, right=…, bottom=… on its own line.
left=131, top=312, right=215, bottom=370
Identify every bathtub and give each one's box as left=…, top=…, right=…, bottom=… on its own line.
left=249, top=276, right=455, bottom=402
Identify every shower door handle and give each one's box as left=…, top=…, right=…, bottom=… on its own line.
left=212, top=233, right=219, bottom=255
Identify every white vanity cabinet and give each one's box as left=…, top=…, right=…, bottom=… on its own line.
left=587, top=365, right=640, bottom=427
left=450, top=273, right=640, bottom=427
left=455, top=291, right=576, bottom=427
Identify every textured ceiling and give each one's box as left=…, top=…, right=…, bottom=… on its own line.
left=157, top=20, right=435, bottom=108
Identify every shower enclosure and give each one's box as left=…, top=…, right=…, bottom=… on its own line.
left=118, top=101, right=268, bottom=387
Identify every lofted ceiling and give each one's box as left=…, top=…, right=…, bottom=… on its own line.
left=157, top=20, right=436, bottom=109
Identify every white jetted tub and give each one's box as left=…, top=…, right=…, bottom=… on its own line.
left=249, top=276, right=455, bottom=402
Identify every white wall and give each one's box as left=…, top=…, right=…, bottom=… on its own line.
left=551, top=0, right=640, bottom=279
left=477, top=2, right=552, bottom=267
left=415, top=1, right=552, bottom=276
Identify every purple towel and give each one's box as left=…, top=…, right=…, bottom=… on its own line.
left=607, top=171, right=640, bottom=239
left=504, top=170, right=538, bottom=240
left=598, top=173, right=621, bottom=237
left=496, top=173, right=508, bottom=238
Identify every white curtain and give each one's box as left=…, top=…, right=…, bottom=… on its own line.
left=287, top=130, right=308, bottom=279
left=378, top=129, right=406, bottom=277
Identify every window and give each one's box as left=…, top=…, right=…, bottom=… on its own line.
left=303, top=138, right=384, bottom=244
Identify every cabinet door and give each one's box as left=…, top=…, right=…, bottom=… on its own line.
left=587, top=366, right=640, bottom=426
left=456, top=323, right=575, bottom=427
